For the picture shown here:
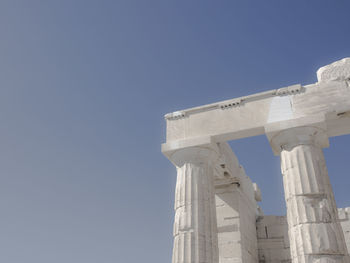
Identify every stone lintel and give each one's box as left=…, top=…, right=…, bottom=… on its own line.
left=163, top=58, right=350, bottom=145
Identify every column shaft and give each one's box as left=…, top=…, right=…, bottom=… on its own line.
left=172, top=162, right=218, bottom=263
left=281, top=143, right=348, bottom=263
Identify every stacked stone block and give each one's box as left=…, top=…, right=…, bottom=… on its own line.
left=257, top=216, right=291, bottom=263
left=256, top=209, right=350, bottom=263
left=215, top=176, right=259, bottom=263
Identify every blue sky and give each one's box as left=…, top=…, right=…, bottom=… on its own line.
left=0, top=1, right=349, bottom=262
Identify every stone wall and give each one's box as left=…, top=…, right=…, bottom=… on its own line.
left=256, top=215, right=291, bottom=263
left=215, top=143, right=261, bottom=263
left=216, top=184, right=258, bottom=263
left=215, top=166, right=260, bottom=263
left=256, top=208, right=350, bottom=263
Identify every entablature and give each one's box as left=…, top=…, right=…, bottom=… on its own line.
left=163, top=58, right=350, bottom=148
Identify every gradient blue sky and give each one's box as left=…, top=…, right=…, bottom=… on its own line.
left=1, top=1, right=350, bottom=262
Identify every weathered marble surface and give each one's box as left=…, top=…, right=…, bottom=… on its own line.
left=339, top=208, right=350, bottom=253
left=257, top=209, right=350, bottom=263
left=257, top=215, right=291, bottom=263
left=162, top=58, right=350, bottom=147
left=266, top=125, right=349, bottom=263
left=171, top=147, right=219, bottom=263
left=215, top=143, right=260, bottom=263
left=317, top=58, right=350, bottom=82
left=162, top=58, right=350, bottom=263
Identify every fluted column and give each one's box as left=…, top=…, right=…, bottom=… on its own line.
left=170, top=146, right=219, bottom=263
left=270, top=127, right=349, bottom=263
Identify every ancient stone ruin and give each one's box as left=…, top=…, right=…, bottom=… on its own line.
left=162, top=58, right=350, bottom=263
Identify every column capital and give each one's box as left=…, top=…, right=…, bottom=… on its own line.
left=265, top=115, right=329, bottom=155
left=169, top=145, right=220, bottom=167
left=162, top=136, right=220, bottom=167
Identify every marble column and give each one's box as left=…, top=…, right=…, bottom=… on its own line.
left=270, top=127, right=349, bottom=263
left=170, top=146, right=219, bottom=263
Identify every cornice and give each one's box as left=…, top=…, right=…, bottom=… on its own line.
left=164, top=84, right=304, bottom=120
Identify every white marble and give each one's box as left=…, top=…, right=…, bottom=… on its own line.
left=317, top=57, right=350, bottom=82
left=339, top=208, right=350, bottom=253
left=257, top=209, right=350, bottom=263
left=215, top=144, right=260, bottom=263
left=170, top=146, right=219, bottom=263
left=162, top=58, right=350, bottom=148
left=162, top=58, right=350, bottom=263
left=268, top=127, right=349, bottom=263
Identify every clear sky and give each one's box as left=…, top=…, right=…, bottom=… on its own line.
left=0, top=1, right=350, bottom=262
